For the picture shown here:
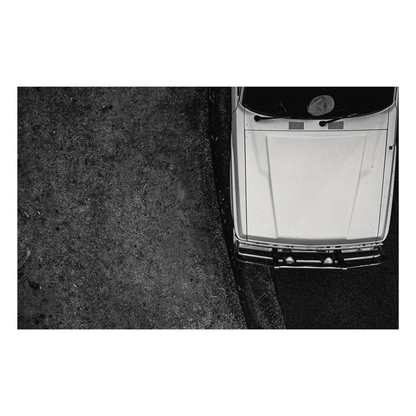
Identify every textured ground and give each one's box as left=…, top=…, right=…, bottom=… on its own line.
left=18, top=87, right=245, bottom=329
left=18, top=86, right=396, bottom=330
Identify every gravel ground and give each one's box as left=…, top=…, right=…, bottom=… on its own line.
left=18, top=87, right=246, bottom=329
left=208, top=88, right=286, bottom=329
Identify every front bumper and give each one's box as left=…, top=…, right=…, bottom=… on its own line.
left=234, top=240, right=385, bottom=270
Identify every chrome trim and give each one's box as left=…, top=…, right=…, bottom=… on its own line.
left=344, top=254, right=381, bottom=261
left=296, top=259, right=322, bottom=264
left=234, top=239, right=385, bottom=270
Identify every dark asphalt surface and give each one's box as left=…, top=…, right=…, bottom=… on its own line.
left=209, top=87, right=398, bottom=329
left=272, top=167, right=398, bottom=329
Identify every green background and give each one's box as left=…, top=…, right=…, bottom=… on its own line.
left=4, top=0, right=416, bottom=415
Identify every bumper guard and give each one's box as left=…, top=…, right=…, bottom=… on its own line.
left=234, top=241, right=385, bottom=270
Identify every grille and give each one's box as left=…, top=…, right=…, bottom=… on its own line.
left=236, top=243, right=385, bottom=269
left=289, top=121, right=304, bottom=130
left=328, top=121, right=344, bottom=129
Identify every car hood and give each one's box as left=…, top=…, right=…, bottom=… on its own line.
left=244, top=129, right=388, bottom=245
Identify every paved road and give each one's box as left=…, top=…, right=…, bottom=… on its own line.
left=272, top=170, right=398, bottom=329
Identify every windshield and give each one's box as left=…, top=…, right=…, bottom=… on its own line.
left=241, top=87, right=395, bottom=119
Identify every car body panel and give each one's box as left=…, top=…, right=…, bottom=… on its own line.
left=244, top=129, right=387, bottom=245
left=230, top=87, right=398, bottom=269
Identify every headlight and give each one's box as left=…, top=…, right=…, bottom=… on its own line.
left=239, top=242, right=273, bottom=252
left=285, top=256, right=295, bottom=265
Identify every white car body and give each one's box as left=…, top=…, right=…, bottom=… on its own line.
left=230, top=87, right=398, bottom=269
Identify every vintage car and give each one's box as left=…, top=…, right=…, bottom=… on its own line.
left=230, top=87, right=398, bottom=269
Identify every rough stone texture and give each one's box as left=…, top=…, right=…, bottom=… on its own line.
left=18, top=87, right=245, bottom=329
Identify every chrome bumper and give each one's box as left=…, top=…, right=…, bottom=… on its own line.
left=234, top=241, right=385, bottom=270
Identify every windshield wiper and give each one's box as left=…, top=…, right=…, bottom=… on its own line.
left=254, top=114, right=289, bottom=122
left=255, top=112, right=360, bottom=124
left=319, top=113, right=358, bottom=127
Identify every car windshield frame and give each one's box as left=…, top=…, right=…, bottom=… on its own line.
left=241, top=87, right=396, bottom=120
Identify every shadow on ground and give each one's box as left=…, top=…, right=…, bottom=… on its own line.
left=208, top=87, right=285, bottom=329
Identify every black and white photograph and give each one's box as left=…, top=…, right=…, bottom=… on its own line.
left=2, top=2, right=415, bottom=416
left=17, top=86, right=398, bottom=329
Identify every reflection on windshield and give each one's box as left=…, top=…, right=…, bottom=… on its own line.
left=307, top=95, right=335, bottom=116
left=241, top=87, right=395, bottom=119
